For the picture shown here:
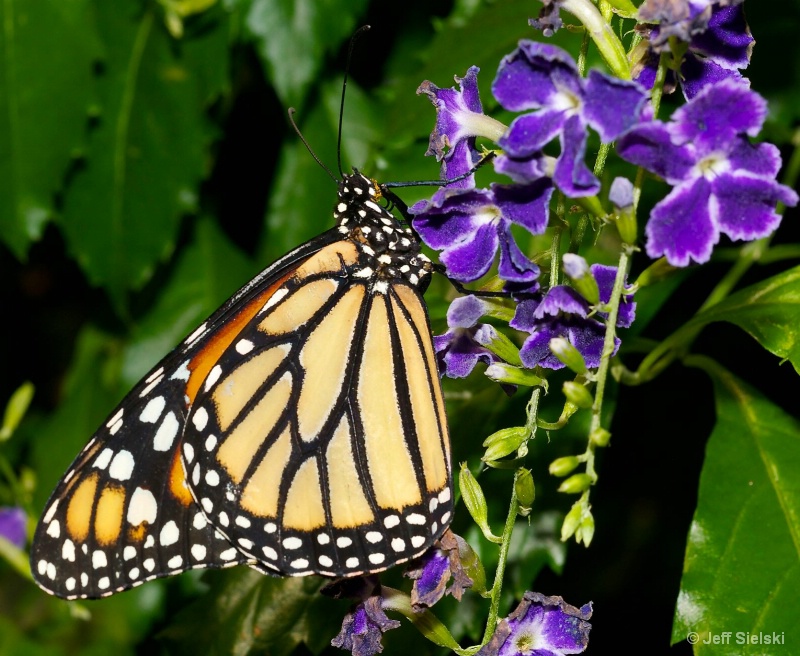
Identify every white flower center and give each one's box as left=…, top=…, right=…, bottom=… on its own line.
left=693, top=151, right=730, bottom=180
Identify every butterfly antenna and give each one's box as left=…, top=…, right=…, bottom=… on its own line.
left=288, top=107, right=338, bottom=183
left=337, top=24, right=372, bottom=178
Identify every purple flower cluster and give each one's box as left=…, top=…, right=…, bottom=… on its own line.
left=511, top=263, right=635, bottom=370
left=618, top=80, right=798, bottom=265
left=411, top=41, right=647, bottom=285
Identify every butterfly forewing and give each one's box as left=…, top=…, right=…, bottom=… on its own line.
left=31, top=171, right=454, bottom=598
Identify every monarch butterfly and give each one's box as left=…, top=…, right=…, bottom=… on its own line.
left=30, top=168, right=453, bottom=600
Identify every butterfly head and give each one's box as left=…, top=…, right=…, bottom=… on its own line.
left=334, top=170, right=433, bottom=292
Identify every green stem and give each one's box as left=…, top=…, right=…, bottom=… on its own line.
left=481, top=482, right=519, bottom=645
left=586, top=249, right=630, bottom=479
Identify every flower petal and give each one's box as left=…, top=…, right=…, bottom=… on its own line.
left=582, top=70, right=647, bottom=142
left=440, top=223, right=500, bottom=282
left=645, top=178, right=717, bottom=266
left=553, top=115, right=599, bottom=197
left=499, top=109, right=566, bottom=158
left=713, top=173, right=795, bottom=241
left=617, top=121, right=695, bottom=184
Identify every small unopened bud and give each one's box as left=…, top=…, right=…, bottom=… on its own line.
left=474, top=325, right=522, bottom=366
left=561, top=501, right=583, bottom=541
left=549, top=456, right=580, bottom=477
left=558, top=473, right=592, bottom=494
left=590, top=427, right=611, bottom=447
left=577, top=513, right=595, bottom=546
left=459, top=464, right=502, bottom=544
left=485, top=363, right=543, bottom=387
left=562, top=254, right=600, bottom=304
left=482, top=427, right=528, bottom=462
left=515, top=468, right=535, bottom=515
left=562, top=381, right=593, bottom=409
left=609, top=177, right=637, bottom=244
left=549, top=338, right=588, bottom=374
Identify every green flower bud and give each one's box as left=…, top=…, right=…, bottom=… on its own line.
left=459, top=464, right=502, bottom=544
left=485, top=363, right=543, bottom=387
left=515, top=468, right=535, bottom=516
left=475, top=327, right=523, bottom=366
left=590, top=427, right=611, bottom=447
left=549, top=338, right=588, bottom=374
left=482, top=427, right=528, bottom=463
left=558, top=473, right=592, bottom=494
left=549, top=456, right=580, bottom=477
left=561, top=501, right=583, bottom=541
left=577, top=513, right=595, bottom=546
left=562, top=381, right=593, bottom=409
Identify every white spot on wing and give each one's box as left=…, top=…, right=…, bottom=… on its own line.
left=160, top=521, right=180, bottom=546
left=94, top=448, right=114, bottom=470
left=368, top=553, right=385, bottom=565
left=204, top=365, right=223, bottom=392
left=46, top=520, right=60, bottom=538
left=191, top=544, right=207, bottom=561
left=62, top=539, right=75, bottom=562
left=139, top=396, right=166, bottom=423
left=171, top=360, right=191, bottom=382
left=282, top=537, right=302, bottom=550
left=185, top=323, right=208, bottom=346
left=262, top=288, right=289, bottom=314
left=108, top=450, right=135, bottom=481
left=236, top=339, right=254, bottom=355
left=384, top=515, right=400, bottom=529
left=128, top=487, right=158, bottom=525
left=106, top=408, right=124, bottom=428
left=411, top=535, right=426, bottom=548
left=92, top=550, right=108, bottom=569
left=192, top=407, right=209, bottom=431
left=153, top=411, right=180, bottom=451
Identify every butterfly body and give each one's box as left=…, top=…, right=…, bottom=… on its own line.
left=31, top=171, right=453, bottom=599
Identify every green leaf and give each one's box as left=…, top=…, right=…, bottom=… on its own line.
left=672, top=357, right=800, bottom=651
left=158, top=569, right=342, bottom=656
left=60, top=1, right=230, bottom=311
left=0, top=0, right=99, bottom=257
left=0, top=381, right=34, bottom=442
left=687, top=265, right=800, bottom=373
left=244, top=0, right=369, bottom=107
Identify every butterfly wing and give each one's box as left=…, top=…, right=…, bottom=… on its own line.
left=30, top=231, right=342, bottom=599
left=31, top=170, right=454, bottom=598
left=181, top=238, right=453, bottom=577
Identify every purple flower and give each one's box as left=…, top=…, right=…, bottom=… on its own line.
left=405, top=529, right=473, bottom=610
left=477, top=592, right=592, bottom=656
left=617, top=81, right=798, bottom=266
left=0, top=506, right=26, bottom=548
left=411, top=180, right=550, bottom=283
left=331, top=590, right=401, bottom=656
left=492, top=41, right=647, bottom=197
left=417, top=67, right=507, bottom=186
left=635, top=2, right=754, bottom=99
left=511, top=265, right=634, bottom=370
left=433, top=296, right=505, bottom=378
